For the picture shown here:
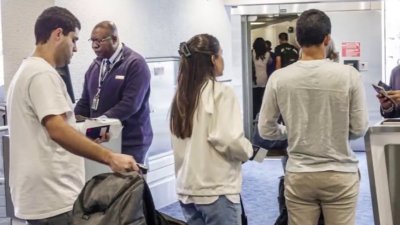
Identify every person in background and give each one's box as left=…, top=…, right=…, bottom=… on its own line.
left=6, top=7, right=138, bottom=225
left=265, top=40, right=276, bottom=76
left=170, top=34, right=253, bottom=225
left=325, top=39, right=339, bottom=62
left=74, top=21, right=153, bottom=164
left=252, top=37, right=272, bottom=119
left=377, top=64, right=400, bottom=117
left=274, top=32, right=299, bottom=69
left=258, top=9, right=368, bottom=225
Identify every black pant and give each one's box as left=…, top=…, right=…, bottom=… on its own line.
left=26, top=211, right=72, bottom=225
left=253, top=87, right=265, bottom=119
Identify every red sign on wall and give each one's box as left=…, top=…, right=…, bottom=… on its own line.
left=341, top=42, right=360, bottom=57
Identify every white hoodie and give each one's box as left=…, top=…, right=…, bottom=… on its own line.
left=172, top=79, right=253, bottom=200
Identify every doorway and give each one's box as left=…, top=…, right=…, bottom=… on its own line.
left=235, top=1, right=382, bottom=151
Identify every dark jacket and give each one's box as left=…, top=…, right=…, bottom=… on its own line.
left=72, top=172, right=186, bottom=225
left=75, top=45, right=153, bottom=155
left=381, top=65, right=400, bottom=118
left=274, top=43, right=299, bottom=68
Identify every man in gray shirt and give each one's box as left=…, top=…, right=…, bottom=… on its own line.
left=258, top=9, right=368, bottom=225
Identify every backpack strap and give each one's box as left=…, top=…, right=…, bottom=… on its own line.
left=142, top=178, right=158, bottom=225
left=240, top=195, right=248, bottom=225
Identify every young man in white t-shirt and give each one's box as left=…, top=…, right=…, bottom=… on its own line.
left=6, top=6, right=139, bottom=225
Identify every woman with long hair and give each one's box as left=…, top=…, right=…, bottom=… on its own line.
left=252, top=37, right=272, bottom=119
left=170, top=34, right=253, bottom=225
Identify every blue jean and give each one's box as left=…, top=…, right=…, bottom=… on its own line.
left=180, top=196, right=242, bottom=225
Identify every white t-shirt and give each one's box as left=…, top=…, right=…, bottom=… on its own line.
left=253, top=51, right=271, bottom=87
left=6, top=57, right=85, bottom=220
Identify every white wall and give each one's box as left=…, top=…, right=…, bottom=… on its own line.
left=384, top=0, right=400, bottom=80
left=55, top=0, right=234, bottom=99
left=327, top=10, right=382, bottom=111
left=1, top=0, right=54, bottom=91
left=327, top=10, right=382, bottom=150
left=225, top=0, right=381, bottom=5
left=0, top=0, right=234, bottom=99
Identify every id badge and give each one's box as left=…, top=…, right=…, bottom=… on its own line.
left=91, top=96, right=99, bottom=110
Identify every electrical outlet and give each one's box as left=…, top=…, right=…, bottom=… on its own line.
left=359, top=62, right=368, bottom=71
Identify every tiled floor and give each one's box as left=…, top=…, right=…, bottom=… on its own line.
left=0, top=184, right=18, bottom=225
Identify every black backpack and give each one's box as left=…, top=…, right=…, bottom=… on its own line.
left=72, top=172, right=186, bottom=225
left=274, top=176, right=324, bottom=225
left=279, top=44, right=299, bottom=68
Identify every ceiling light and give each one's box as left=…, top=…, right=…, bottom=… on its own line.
left=251, top=22, right=266, bottom=25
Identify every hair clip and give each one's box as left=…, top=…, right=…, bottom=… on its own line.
left=179, top=42, right=192, bottom=58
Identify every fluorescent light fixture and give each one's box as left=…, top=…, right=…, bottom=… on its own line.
left=251, top=22, right=266, bottom=25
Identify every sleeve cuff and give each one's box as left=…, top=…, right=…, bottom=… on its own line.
left=382, top=104, right=394, bottom=113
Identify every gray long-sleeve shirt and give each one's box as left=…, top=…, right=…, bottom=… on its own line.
left=258, top=60, right=368, bottom=173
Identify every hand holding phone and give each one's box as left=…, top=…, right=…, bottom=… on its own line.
left=373, top=84, right=391, bottom=97
left=373, top=84, right=397, bottom=105
left=378, top=81, right=391, bottom=91
left=250, top=145, right=268, bottom=163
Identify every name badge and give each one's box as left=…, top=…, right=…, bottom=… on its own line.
left=91, top=96, right=99, bottom=110
left=115, top=75, right=125, bottom=80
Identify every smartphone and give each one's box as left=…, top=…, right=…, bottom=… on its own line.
left=86, top=125, right=110, bottom=139
left=378, top=81, right=391, bottom=91
left=372, top=83, right=386, bottom=94
left=249, top=145, right=260, bottom=161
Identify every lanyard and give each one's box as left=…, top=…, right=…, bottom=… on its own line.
left=98, top=59, right=111, bottom=88
left=92, top=50, right=123, bottom=111
left=97, top=49, right=123, bottom=88
left=92, top=61, right=111, bottom=111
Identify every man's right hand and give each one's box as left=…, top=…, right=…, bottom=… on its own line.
left=108, top=153, right=139, bottom=173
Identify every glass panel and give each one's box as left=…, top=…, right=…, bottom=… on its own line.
left=146, top=58, right=179, bottom=157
